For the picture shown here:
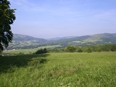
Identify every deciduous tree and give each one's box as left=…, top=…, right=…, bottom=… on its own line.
left=0, top=0, right=15, bottom=53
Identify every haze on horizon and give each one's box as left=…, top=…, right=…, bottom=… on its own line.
left=9, top=0, right=116, bottom=39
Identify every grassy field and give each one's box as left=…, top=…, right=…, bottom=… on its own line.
left=4, top=45, right=61, bottom=55
left=0, top=52, right=116, bottom=87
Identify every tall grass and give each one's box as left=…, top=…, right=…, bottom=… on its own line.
left=0, top=52, right=116, bottom=87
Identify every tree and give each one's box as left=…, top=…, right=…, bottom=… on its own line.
left=35, top=48, right=48, bottom=54
left=0, top=0, right=16, bottom=53
left=77, top=48, right=83, bottom=52
left=66, top=46, right=76, bottom=52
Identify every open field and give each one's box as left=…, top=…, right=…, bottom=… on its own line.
left=5, top=45, right=61, bottom=55
left=0, top=52, right=116, bottom=87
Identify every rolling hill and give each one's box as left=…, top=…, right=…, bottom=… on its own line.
left=8, top=34, right=47, bottom=49
left=50, top=33, right=116, bottom=46
left=8, top=33, right=116, bottom=49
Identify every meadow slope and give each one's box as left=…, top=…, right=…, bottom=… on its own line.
left=0, top=52, right=116, bottom=87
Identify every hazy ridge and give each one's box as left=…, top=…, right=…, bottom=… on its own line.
left=8, top=33, right=116, bottom=49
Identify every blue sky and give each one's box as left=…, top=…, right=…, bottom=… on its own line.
left=9, top=0, right=116, bottom=38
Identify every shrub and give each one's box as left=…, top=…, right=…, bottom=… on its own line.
left=86, top=48, right=92, bottom=53
left=77, top=48, right=83, bottom=52
left=35, top=48, right=48, bottom=54
left=65, top=46, right=76, bottom=52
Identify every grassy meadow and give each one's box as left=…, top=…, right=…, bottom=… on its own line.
left=0, top=51, right=116, bottom=87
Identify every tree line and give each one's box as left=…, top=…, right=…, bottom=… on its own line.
left=49, top=44, right=116, bottom=53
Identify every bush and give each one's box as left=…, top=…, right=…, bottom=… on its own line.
left=65, top=46, right=76, bottom=52
left=35, top=48, right=48, bottom=54
left=86, top=48, right=92, bottom=53
left=77, top=48, right=83, bottom=52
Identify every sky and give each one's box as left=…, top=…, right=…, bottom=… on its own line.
left=9, top=0, right=116, bottom=38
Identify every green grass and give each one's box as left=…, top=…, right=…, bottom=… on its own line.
left=0, top=52, right=116, bottom=87
left=4, top=45, right=61, bottom=55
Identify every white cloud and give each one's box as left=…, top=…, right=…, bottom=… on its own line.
left=9, top=0, right=80, bottom=17
left=10, top=0, right=34, bottom=9
left=92, top=9, right=116, bottom=23
left=93, top=10, right=115, bottom=18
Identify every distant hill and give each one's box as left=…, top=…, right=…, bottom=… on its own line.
left=49, top=33, right=116, bottom=46
left=8, top=33, right=116, bottom=49
left=8, top=34, right=47, bottom=49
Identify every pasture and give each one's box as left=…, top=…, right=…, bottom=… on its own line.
left=0, top=51, right=116, bottom=87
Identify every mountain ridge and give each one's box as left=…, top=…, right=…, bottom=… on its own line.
left=8, top=33, right=116, bottom=49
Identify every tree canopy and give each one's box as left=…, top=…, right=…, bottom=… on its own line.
left=0, top=0, right=15, bottom=52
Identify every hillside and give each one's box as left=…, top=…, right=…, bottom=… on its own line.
left=48, top=33, right=116, bottom=47
left=8, top=34, right=47, bottom=49
left=8, top=33, right=116, bottom=49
